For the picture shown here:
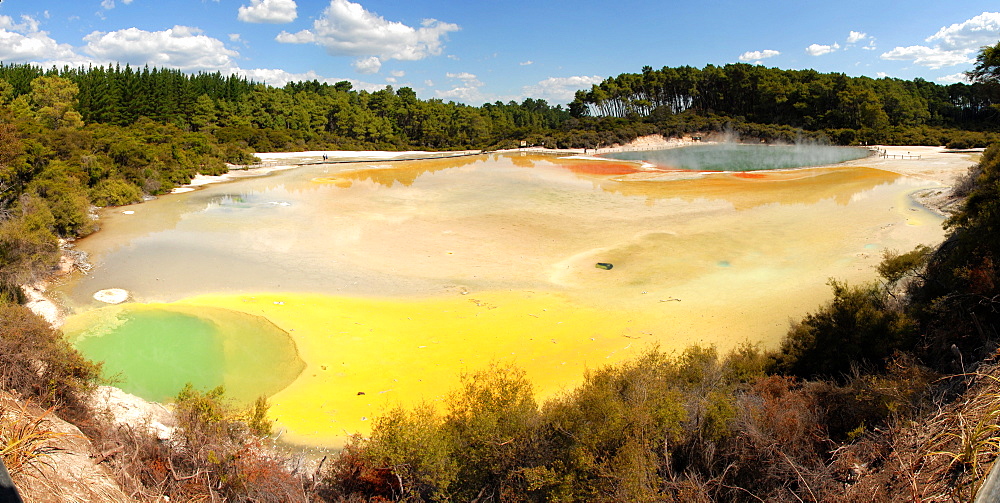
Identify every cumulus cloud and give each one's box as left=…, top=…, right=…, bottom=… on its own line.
left=927, top=12, right=1000, bottom=50
left=880, top=45, right=971, bottom=69
left=352, top=55, right=381, bottom=74
left=238, top=0, right=297, bottom=24
left=847, top=31, right=867, bottom=44
left=277, top=0, right=459, bottom=74
left=83, top=25, right=239, bottom=72
left=390, top=70, right=405, bottom=77
left=520, top=60, right=533, bottom=66
left=805, top=43, right=840, bottom=56
left=521, top=75, right=604, bottom=104
left=435, top=71, right=488, bottom=102
left=0, top=15, right=80, bottom=63
left=738, top=49, right=780, bottom=62
left=881, top=12, right=999, bottom=69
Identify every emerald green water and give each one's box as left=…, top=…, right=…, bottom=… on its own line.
left=65, top=304, right=305, bottom=403
left=603, top=144, right=868, bottom=171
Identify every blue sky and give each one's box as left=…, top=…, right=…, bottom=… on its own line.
left=1, top=0, right=998, bottom=105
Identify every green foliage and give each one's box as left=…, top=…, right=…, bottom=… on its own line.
left=29, top=76, right=83, bottom=130
left=445, top=362, right=539, bottom=500
left=915, top=143, right=1000, bottom=364
left=771, top=279, right=917, bottom=379
left=174, top=383, right=228, bottom=438
left=360, top=403, right=457, bottom=499
left=969, top=41, right=1000, bottom=85
left=878, top=245, right=931, bottom=287
left=0, top=194, right=59, bottom=296
left=329, top=348, right=777, bottom=501
left=244, top=396, right=272, bottom=437
left=90, top=178, right=143, bottom=207
left=571, top=63, right=998, bottom=133
left=28, top=161, right=93, bottom=237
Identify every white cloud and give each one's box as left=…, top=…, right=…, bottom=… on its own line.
left=101, top=0, right=134, bottom=10
left=936, top=72, right=971, bottom=84
left=277, top=0, right=459, bottom=74
left=446, top=71, right=480, bottom=83
left=390, top=70, right=405, bottom=77
left=738, top=49, right=780, bottom=62
left=876, top=72, right=889, bottom=78
left=435, top=71, right=487, bottom=102
left=0, top=15, right=80, bottom=63
left=847, top=31, right=867, bottom=44
left=352, top=55, right=381, bottom=74
left=926, top=12, right=1000, bottom=50
left=880, top=45, right=971, bottom=69
left=82, top=25, right=240, bottom=72
left=239, top=67, right=381, bottom=91
left=521, top=75, right=604, bottom=104
left=520, top=60, right=533, bottom=66
left=881, top=12, right=1000, bottom=69
left=435, top=85, right=482, bottom=102
left=238, top=0, right=297, bottom=24
left=805, top=42, right=840, bottom=56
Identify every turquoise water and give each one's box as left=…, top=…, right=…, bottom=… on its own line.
left=603, top=144, right=869, bottom=171
left=67, top=304, right=305, bottom=403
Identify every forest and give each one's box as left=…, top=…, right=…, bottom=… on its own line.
left=0, top=43, right=999, bottom=501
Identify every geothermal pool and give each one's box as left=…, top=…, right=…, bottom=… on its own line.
left=603, top=143, right=869, bottom=171
left=58, top=148, right=945, bottom=447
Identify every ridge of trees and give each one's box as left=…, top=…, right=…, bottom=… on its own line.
left=1, top=60, right=998, bottom=155
left=570, top=63, right=998, bottom=130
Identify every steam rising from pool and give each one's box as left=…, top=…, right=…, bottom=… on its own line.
left=603, top=143, right=869, bottom=171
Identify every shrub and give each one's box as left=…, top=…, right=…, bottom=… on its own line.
left=0, top=303, right=99, bottom=414
left=770, top=280, right=917, bottom=380
left=90, top=178, right=142, bottom=207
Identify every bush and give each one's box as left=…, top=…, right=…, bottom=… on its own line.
left=90, top=178, right=142, bottom=207
left=0, top=303, right=99, bottom=414
left=770, top=280, right=917, bottom=380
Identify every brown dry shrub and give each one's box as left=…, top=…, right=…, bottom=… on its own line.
left=84, top=387, right=310, bottom=503
left=721, top=375, right=838, bottom=501
left=0, top=303, right=99, bottom=417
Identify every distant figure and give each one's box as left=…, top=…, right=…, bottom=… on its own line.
left=323, top=153, right=328, bottom=161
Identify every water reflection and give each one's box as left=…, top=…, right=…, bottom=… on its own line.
left=58, top=153, right=940, bottom=310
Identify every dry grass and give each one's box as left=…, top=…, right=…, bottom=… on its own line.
left=0, top=400, right=71, bottom=475
left=839, top=361, right=1000, bottom=501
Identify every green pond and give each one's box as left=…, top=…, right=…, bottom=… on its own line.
left=602, top=144, right=869, bottom=171
left=63, top=304, right=305, bottom=403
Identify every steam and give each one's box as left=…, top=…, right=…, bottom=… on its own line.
left=605, top=142, right=867, bottom=172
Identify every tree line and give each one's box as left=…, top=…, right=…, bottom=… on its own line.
left=0, top=63, right=571, bottom=151
left=3, top=60, right=999, bottom=155
left=570, top=63, right=998, bottom=131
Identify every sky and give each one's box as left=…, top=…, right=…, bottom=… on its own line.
left=0, top=0, right=998, bottom=106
